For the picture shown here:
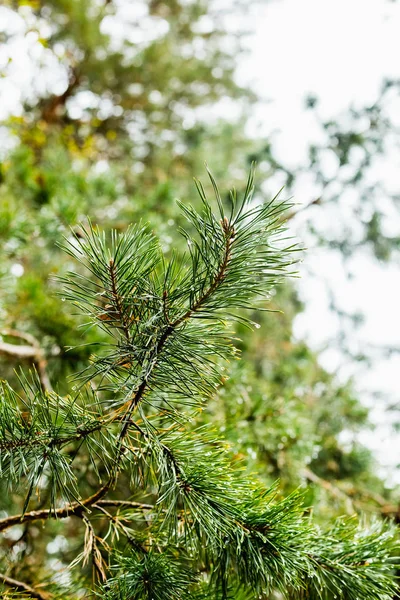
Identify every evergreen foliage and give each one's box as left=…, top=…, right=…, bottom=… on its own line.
left=1, top=1, right=400, bottom=597
left=0, top=170, right=397, bottom=599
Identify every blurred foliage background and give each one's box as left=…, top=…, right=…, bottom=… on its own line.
left=0, top=0, right=400, bottom=594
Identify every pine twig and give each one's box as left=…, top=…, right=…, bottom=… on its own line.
left=0, top=329, right=52, bottom=392
left=108, top=259, right=132, bottom=342
left=302, top=467, right=355, bottom=514
left=40, top=67, right=80, bottom=124
left=303, top=466, right=400, bottom=521
left=0, top=499, right=154, bottom=533
left=173, top=217, right=235, bottom=327
left=0, top=573, right=52, bottom=599
left=93, top=503, right=145, bottom=551
left=108, top=221, right=236, bottom=491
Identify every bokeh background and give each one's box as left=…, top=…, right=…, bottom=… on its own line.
left=1, top=0, right=400, bottom=582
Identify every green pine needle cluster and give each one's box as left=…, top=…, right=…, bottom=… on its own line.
left=0, top=169, right=398, bottom=599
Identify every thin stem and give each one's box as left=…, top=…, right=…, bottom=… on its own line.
left=95, top=499, right=155, bottom=510
left=0, top=499, right=154, bottom=533
left=109, top=259, right=132, bottom=342
left=302, top=467, right=355, bottom=515
left=93, top=503, right=145, bottom=552
left=0, top=573, right=51, bottom=600
left=0, top=329, right=52, bottom=392
left=173, top=219, right=235, bottom=327
left=0, top=422, right=105, bottom=452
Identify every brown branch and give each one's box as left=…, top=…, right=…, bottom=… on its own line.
left=0, top=329, right=52, bottom=392
left=378, top=504, right=400, bottom=523
left=343, top=485, right=390, bottom=509
left=303, top=467, right=400, bottom=521
left=0, top=341, right=38, bottom=360
left=40, top=69, right=80, bottom=124
left=0, top=497, right=154, bottom=534
left=0, top=573, right=51, bottom=600
left=0, top=481, right=110, bottom=533
left=302, top=467, right=355, bottom=514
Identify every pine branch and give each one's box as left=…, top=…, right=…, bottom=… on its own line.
left=63, top=205, right=240, bottom=504
left=101, top=552, right=198, bottom=600
left=93, top=503, right=145, bottom=551
left=40, top=67, right=81, bottom=124
left=128, top=424, right=399, bottom=598
left=302, top=466, right=355, bottom=514
left=107, top=217, right=236, bottom=482
left=0, top=573, right=51, bottom=600
left=0, top=330, right=52, bottom=392
left=1, top=169, right=397, bottom=599
left=172, top=215, right=235, bottom=327
left=108, top=259, right=132, bottom=343
left=0, top=374, right=120, bottom=508
left=0, top=499, right=154, bottom=533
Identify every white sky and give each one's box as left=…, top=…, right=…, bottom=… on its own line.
left=240, top=0, right=400, bottom=480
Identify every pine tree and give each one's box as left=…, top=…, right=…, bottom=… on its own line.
left=0, top=169, right=398, bottom=599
